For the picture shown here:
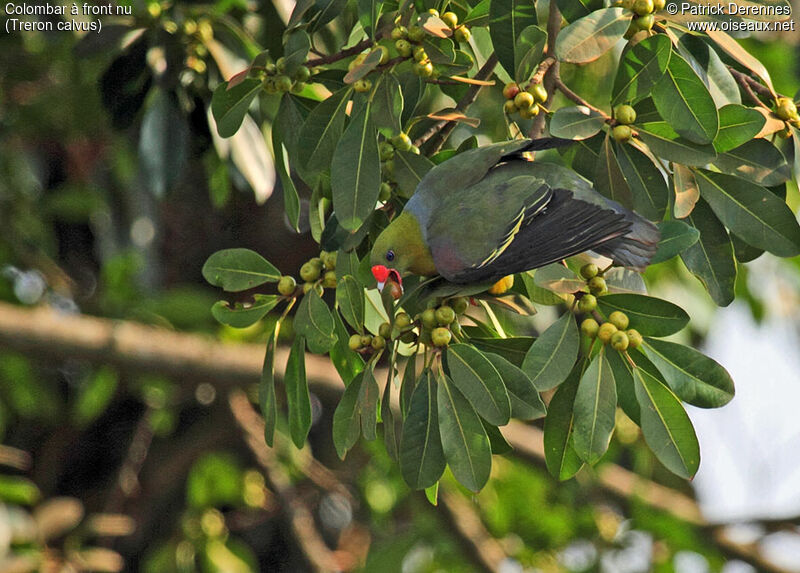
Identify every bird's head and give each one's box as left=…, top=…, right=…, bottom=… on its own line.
left=370, top=211, right=436, bottom=293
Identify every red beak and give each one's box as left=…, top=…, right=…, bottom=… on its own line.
left=371, top=265, right=402, bottom=292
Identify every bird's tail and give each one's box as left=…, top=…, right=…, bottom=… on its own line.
left=594, top=213, right=660, bottom=271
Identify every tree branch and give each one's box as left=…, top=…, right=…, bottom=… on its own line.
left=728, top=66, right=773, bottom=110
left=306, top=38, right=374, bottom=67
left=531, top=0, right=562, bottom=138
left=420, top=53, right=499, bottom=153
left=554, top=77, right=610, bottom=119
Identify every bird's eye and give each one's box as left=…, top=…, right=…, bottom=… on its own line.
left=385, top=250, right=395, bottom=262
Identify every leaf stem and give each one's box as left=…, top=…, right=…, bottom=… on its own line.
left=306, top=38, right=374, bottom=67
left=554, top=77, right=610, bottom=119
left=727, top=67, right=773, bottom=110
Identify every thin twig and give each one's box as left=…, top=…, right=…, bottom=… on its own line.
left=531, top=0, right=562, bottom=138
left=728, top=67, right=772, bottom=110
left=421, top=53, right=499, bottom=153
left=554, top=77, right=610, bottom=119
left=528, top=56, right=556, bottom=87
left=306, top=38, right=374, bottom=67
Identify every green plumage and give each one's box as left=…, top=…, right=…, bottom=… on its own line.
left=370, top=139, right=659, bottom=284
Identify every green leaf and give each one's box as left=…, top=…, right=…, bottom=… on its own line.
left=711, top=140, right=791, bottom=187
left=425, top=482, right=439, bottom=505
left=632, top=364, right=700, bottom=479
left=693, top=169, right=800, bottom=257
left=680, top=198, right=736, bottom=306
left=533, top=263, right=584, bottom=294
left=594, top=135, right=634, bottom=211
left=273, top=97, right=302, bottom=231
left=336, top=275, right=365, bottom=333
left=714, top=104, right=766, bottom=152
left=285, top=335, right=312, bottom=448
left=437, top=372, right=492, bottom=492
left=550, top=106, right=606, bottom=140
left=211, top=79, right=262, bottom=139
left=283, top=30, right=311, bottom=76
left=400, top=370, right=446, bottom=489
left=612, top=34, right=672, bottom=106
left=522, top=312, right=580, bottom=391
left=616, top=141, right=668, bottom=220
left=605, top=348, right=639, bottom=424
left=485, top=353, right=546, bottom=420
left=333, top=370, right=365, bottom=458
left=642, top=338, right=735, bottom=408
left=676, top=34, right=741, bottom=108
left=555, top=8, right=632, bottom=64
left=597, top=294, right=689, bottom=337
left=371, top=74, right=404, bottom=134
left=543, top=367, right=583, bottom=480
left=358, top=0, right=383, bottom=38
left=514, top=26, right=547, bottom=84
left=470, top=337, right=535, bottom=368
left=636, top=122, right=717, bottom=166
left=445, top=344, right=511, bottom=425
left=382, top=364, right=398, bottom=460
left=488, top=0, right=538, bottom=79
left=652, top=53, right=718, bottom=144
left=140, top=90, right=188, bottom=198
left=329, top=312, right=365, bottom=385
left=331, top=105, right=381, bottom=231
left=203, top=249, right=281, bottom=292
left=572, top=350, right=617, bottom=464
left=360, top=367, right=380, bottom=441
left=393, top=149, right=435, bottom=198
left=295, top=288, right=337, bottom=353
left=651, top=220, right=700, bottom=264
left=211, top=295, right=280, bottom=328
left=555, top=0, right=602, bottom=22
left=400, top=356, right=418, bottom=418
left=483, top=420, right=514, bottom=454
left=344, top=48, right=383, bottom=84
left=297, top=87, right=351, bottom=183
left=260, top=329, right=278, bottom=447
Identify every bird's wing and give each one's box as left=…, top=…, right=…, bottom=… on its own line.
left=424, top=176, right=552, bottom=281
left=407, top=138, right=571, bottom=228
left=443, top=188, right=633, bottom=284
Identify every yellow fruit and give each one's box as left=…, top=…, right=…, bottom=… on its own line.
left=608, top=311, right=629, bottom=330
left=611, top=331, right=629, bottom=351
left=612, top=124, right=632, bottom=142
left=432, top=327, right=452, bottom=347
left=514, top=91, right=535, bottom=109
left=580, top=263, right=599, bottom=279
left=488, top=275, right=514, bottom=295
left=581, top=318, right=600, bottom=338
left=627, top=329, right=643, bottom=349
left=597, top=322, right=618, bottom=344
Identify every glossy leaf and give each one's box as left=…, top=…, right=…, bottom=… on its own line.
left=706, top=29, right=775, bottom=95
left=336, top=275, right=365, bottom=333
left=673, top=163, right=700, bottom=218
left=652, top=53, right=718, bottom=144
left=329, top=312, right=364, bottom=385
left=550, top=106, right=606, bottom=140
left=285, top=335, right=312, bottom=448
left=694, top=169, right=800, bottom=257
left=393, top=149, right=434, bottom=198
left=572, top=351, right=617, bottom=464
left=594, top=135, right=634, bottom=210
left=437, top=373, right=492, bottom=492
left=333, top=370, right=365, bottom=458
left=272, top=103, right=301, bottom=231
left=203, top=249, right=280, bottom=292
left=371, top=74, right=404, bottom=133
left=680, top=198, right=736, bottom=307
left=597, top=294, right=689, bottom=337
left=211, top=79, right=262, bottom=139
left=555, top=0, right=602, bottom=22
left=605, top=347, right=639, bottom=424
left=331, top=105, right=381, bottom=231
left=711, top=139, right=791, bottom=187
left=488, top=0, right=538, bottom=79
left=555, top=8, right=632, bottom=64
left=470, top=337, right=535, bottom=368
left=283, top=30, right=310, bottom=76
left=360, top=367, right=380, bottom=441
left=515, top=25, right=547, bottom=84
left=543, top=367, right=583, bottom=480
left=643, top=338, right=735, bottom=408
left=295, top=288, right=337, bottom=353
left=616, top=141, right=668, bottom=220
left=445, top=344, right=511, bottom=425
left=211, top=295, right=280, bottom=328
left=676, top=34, right=740, bottom=108
left=612, top=34, right=672, bottom=105
left=522, top=312, right=580, bottom=391
left=651, top=220, right=700, bottom=264
left=485, top=352, right=546, bottom=420
left=400, top=371, right=446, bottom=489
left=633, top=364, right=700, bottom=479
left=714, top=104, right=766, bottom=153
left=297, top=87, right=351, bottom=182
left=636, top=122, right=717, bottom=166
left=260, top=330, right=278, bottom=447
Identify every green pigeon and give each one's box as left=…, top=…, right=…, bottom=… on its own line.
left=370, top=138, right=659, bottom=291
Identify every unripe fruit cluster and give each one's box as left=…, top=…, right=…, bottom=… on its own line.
left=616, top=0, right=664, bottom=35
left=348, top=333, right=387, bottom=352
left=612, top=104, right=636, bottom=143
left=580, top=309, right=642, bottom=351
left=350, top=47, right=390, bottom=92
left=580, top=263, right=608, bottom=295
left=775, top=97, right=800, bottom=136
left=417, top=297, right=467, bottom=348
left=295, top=251, right=338, bottom=295
left=178, top=18, right=214, bottom=74
left=503, top=81, right=547, bottom=119
left=264, top=57, right=311, bottom=95
left=380, top=132, right=419, bottom=183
